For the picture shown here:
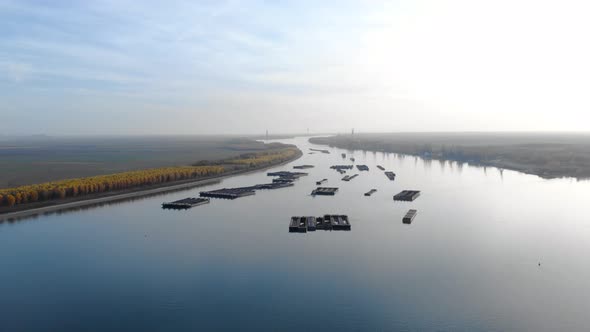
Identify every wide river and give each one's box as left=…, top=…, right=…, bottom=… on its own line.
left=1, top=137, right=589, bottom=331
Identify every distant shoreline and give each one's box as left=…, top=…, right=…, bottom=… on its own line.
left=309, top=134, right=590, bottom=180
left=0, top=149, right=302, bottom=221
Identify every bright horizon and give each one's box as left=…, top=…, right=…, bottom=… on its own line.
left=2, top=0, right=590, bottom=135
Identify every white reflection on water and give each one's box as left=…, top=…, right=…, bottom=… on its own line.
left=1, top=136, right=589, bottom=331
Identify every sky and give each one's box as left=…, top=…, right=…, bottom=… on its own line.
left=1, top=0, right=590, bottom=135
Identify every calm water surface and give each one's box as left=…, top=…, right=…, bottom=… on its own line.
left=1, top=137, right=589, bottom=331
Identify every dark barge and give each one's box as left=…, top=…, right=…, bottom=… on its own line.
left=385, top=171, right=396, bottom=181
left=200, top=188, right=256, bottom=199
left=403, top=209, right=418, bottom=224
left=289, top=216, right=308, bottom=233
left=162, top=197, right=210, bottom=209
left=201, top=171, right=300, bottom=200
left=316, top=178, right=328, bottom=185
left=330, top=165, right=353, bottom=170
left=364, top=189, right=377, bottom=196
left=356, top=165, right=369, bottom=171
left=289, top=215, right=351, bottom=232
left=377, top=165, right=385, bottom=171
left=327, top=214, right=351, bottom=230
left=394, top=190, right=421, bottom=201
left=273, top=178, right=294, bottom=184
left=293, top=165, right=314, bottom=169
left=311, top=187, right=339, bottom=196
left=315, top=216, right=332, bottom=230
left=342, top=174, right=359, bottom=181
left=267, top=171, right=308, bottom=178
left=254, top=182, right=294, bottom=189
left=331, top=165, right=352, bottom=174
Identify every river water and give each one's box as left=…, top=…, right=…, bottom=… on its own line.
left=1, top=136, right=589, bottom=331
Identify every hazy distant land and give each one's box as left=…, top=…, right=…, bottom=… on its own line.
left=310, top=133, right=590, bottom=179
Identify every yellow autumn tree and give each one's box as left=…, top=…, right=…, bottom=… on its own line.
left=5, top=194, right=16, bottom=207
left=0, top=147, right=298, bottom=208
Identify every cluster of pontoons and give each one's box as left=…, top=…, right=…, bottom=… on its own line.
left=198, top=171, right=307, bottom=199
left=163, top=171, right=307, bottom=208
left=289, top=215, right=351, bottom=233
left=162, top=148, right=422, bottom=227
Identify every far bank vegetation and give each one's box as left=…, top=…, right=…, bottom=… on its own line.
left=310, top=134, right=590, bottom=179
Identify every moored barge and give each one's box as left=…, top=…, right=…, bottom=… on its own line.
left=289, top=215, right=351, bottom=232
left=403, top=209, right=418, bottom=224
left=394, top=190, right=421, bottom=201
left=311, top=187, right=339, bottom=196
left=385, top=171, right=396, bottom=181
left=316, top=178, right=328, bottom=185
left=162, top=197, right=210, bottom=209
left=364, top=189, right=377, bottom=196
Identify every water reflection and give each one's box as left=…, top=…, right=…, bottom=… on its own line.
left=1, top=137, right=590, bottom=331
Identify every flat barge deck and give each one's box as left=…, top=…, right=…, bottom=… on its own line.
left=267, top=171, right=308, bottom=178
left=289, top=216, right=309, bottom=233
left=311, top=187, right=339, bottom=196
left=394, top=190, right=421, bottom=201
left=342, top=174, right=359, bottom=181
left=200, top=188, right=256, bottom=199
left=364, top=189, right=377, bottom=196
left=162, top=197, right=210, bottom=209
left=289, top=215, right=351, bottom=232
left=327, top=214, right=351, bottom=230
left=403, top=209, right=418, bottom=224
left=331, top=165, right=353, bottom=170
left=316, top=178, right=328, bottom=185
left=293, top=165, right=314, bottom=169
left=254, top=182, right=294, bottom=189
left=385, top=171, right=396, bottom=181
left=273, top=178, right=294, bottom=184
left=356, top=165, right=369, bottom=171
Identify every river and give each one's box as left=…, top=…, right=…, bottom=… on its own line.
left=1, top=136, right=589, bottom=331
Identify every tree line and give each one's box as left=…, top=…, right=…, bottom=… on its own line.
left=226, top=147, right=299, bottom=167
left=0, top=147, right=299, bottom=208
left=0, top=165, right=224, bottom=207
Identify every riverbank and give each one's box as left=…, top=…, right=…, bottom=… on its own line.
left=0, top=148, right=302, bottom=221
left=310, top=133, right=590, bottom=180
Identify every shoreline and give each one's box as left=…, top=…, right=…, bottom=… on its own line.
left=309, top=137, right=587, bottom=181
left=0, top=149, right=302, bottom=221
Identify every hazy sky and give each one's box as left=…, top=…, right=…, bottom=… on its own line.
left=1, top=0, right=589, bottom=135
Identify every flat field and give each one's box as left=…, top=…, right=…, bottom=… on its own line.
left=0, top=136, right=279, bottom=187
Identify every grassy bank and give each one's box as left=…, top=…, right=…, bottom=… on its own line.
left=0, top=136, right=286, bottom=188
left=0, top=144, right=301, bottom=213
left=310, top=133, right=590, bottom=179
